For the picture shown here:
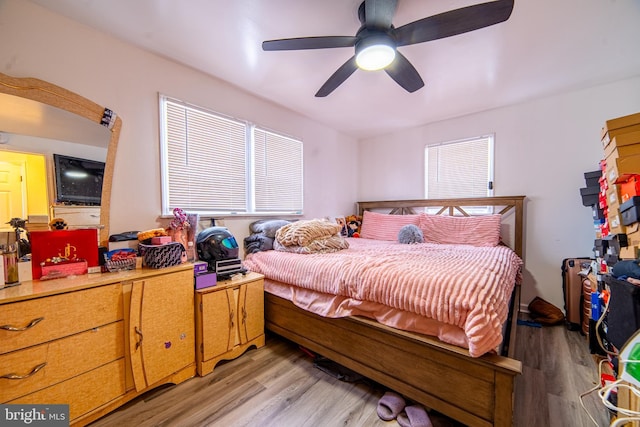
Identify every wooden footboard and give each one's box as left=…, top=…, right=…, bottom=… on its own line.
left=265, top=293, right=521, bottom=427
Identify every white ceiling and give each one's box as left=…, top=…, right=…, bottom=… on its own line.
left=30, top=0, right=640, bottom=140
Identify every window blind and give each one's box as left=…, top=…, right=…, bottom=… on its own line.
left=161, top=95, right=304, bottom=215
left=253, top=127, right=303, bottom=213
left=165, top=100, right=247, bottom=212
left=425, top=135, right=493, bottom=199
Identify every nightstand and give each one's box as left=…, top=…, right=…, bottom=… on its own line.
left=195, top=272, right=265, bottom=376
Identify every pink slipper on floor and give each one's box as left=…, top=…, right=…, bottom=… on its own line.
left=376, top=391, right=406, bottom=421
left=397, top=405, right=433, bottom=427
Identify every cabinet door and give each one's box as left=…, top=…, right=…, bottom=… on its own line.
left=201, top=288, right=237, bottom=361
left=129, top=270, right=195, bottom=391
left=239, top=279, right=264, bottom=344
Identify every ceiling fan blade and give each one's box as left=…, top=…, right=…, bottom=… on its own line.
left=364, top=0, right=398, bottom=29
left=384, top=51, right=425, bottom=93
left=393, top=0, right=514, bottom=47
left=315, top=56, right=359, bottom=97
left=262, top=36, right=357, bottom=51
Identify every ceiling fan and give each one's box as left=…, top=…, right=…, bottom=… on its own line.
left=262, top=0, right=514, bottom=97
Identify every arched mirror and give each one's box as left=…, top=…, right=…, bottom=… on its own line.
left=0, top=72, right=121, bottom=247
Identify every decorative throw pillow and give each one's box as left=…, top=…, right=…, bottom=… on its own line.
left=359, top=211, right=420, bottom=241
left=418, top=213, right=501, bottom=246
left=398, top=224, right=424, bottom=244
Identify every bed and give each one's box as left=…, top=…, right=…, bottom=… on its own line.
left=243, top=196, right=525, bottom=427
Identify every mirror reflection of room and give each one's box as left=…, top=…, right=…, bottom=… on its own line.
left=0, top=146, right=48, bottom=242
left=0, top=133, right=107, bottom=230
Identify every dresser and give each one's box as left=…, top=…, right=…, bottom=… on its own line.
left=0, top=264, right=196, bottom=426
left=195, top=272, right=265, bottom=376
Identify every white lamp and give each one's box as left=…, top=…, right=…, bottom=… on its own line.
left=355, top=33, right=396, bottom=71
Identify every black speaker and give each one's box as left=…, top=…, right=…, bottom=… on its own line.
left=98, top=246, right=107, bottom=266
left=605, top=274, right=640, bottom=350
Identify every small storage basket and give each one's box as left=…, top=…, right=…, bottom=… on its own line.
left=139, top=242, right=185, bottom=269
left=105, top=257, right=137, bottom=272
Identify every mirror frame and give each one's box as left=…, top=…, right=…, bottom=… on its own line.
left=0, top=72, right=121, bottom=247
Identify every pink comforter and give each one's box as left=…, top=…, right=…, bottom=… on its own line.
left=243, top=238, right=523, bottom=357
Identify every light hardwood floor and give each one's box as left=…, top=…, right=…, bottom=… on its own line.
left=90, top=322, right=611, bottom=427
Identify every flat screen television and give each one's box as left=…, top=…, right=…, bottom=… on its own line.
left=53, top=154, right=105, bottom=205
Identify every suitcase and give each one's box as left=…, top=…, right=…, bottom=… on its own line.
left=561, top=258, right=592, bottom=331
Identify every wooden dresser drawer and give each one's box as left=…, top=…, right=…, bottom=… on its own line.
left=51, top=206, right=101, bottom=227
left=0, top=321, right=124, bottom=402
left=8, top=358, right=126, bottom=423
left=0, top=284, right=123, bottom=354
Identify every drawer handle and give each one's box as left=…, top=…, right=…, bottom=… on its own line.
left=1, top=362, right=47, bottom=380
left=242, top=307, right=247, bottom=324
left=229, top=310, right=234, bottom=329
left=1, top=317, right=45, bottom=331
left=134, top=326, right=143, bottom=350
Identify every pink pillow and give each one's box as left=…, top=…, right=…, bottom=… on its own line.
left=359, top=211, right=420, bottom=241
left=418, top=213, right=501, bottom=246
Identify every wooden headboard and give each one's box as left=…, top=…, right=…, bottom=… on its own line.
left=356, top=196, right=526, bottom=258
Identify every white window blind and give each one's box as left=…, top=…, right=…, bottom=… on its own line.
left=253, top=128, right=303, bottom=213
left=160, top=95, right=303, bottom=215
left=424, top=135, right=494, bottom=199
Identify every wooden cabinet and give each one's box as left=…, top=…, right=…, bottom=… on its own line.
left=128, top=269, right=195, bottom=391
left=195, top=272, right=265, bottom=375
left=0, top=264, right=196, bottom=426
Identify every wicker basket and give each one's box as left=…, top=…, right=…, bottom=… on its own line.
left=105, top=257, right=137, bottom=272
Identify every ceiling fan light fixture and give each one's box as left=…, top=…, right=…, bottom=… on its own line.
left=355, top=34, right=396, bottom=71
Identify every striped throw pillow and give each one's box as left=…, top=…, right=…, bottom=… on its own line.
left=359, top=211, right=420, bottom=241
left=418, top=213, right=501, bottom=246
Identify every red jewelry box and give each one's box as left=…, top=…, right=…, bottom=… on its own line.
left=30, top=229, right=99, bottom=280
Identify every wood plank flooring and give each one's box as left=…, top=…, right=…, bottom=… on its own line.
left=513, top=322, right=610, bottom=427
left=90, top=322, right=611, bottom=427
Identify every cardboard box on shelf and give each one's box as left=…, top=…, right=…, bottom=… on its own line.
left=619, top=176, right=640, bottom=203
left=585, top=170, right=602, bottom=187
left=606, top=154, right=640, bottom=185
left=592, top=204, right=606, bottom=221
left=601, top=112, right=640, bottom=145
left=607, top=185, right=621, bottom=210
left=605, top=233, right=629, bottom=253
left=606, top=143, right=640, bottom=162
left=609, top=212, right=627, bottom=235
left=619, top=245, right=639, bottom=260
left=626, top=223, right=640, bottom=246
left=603, top=130, right=640, bottom=158
left=621, top=196, right=640, bottom=226
left=581, top=186, right=600, bottom=206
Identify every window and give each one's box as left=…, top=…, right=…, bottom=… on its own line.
left=424, top=134, right=494, bottom=199
left=160, top=95, right=303, bottom=216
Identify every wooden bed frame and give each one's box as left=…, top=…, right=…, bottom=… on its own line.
left=264, top=196, right=525, bottom=427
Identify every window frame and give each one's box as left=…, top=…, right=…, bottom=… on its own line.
left=159, top=94, right=304, bottom=217
left=423, top=134, right=495, bottom=214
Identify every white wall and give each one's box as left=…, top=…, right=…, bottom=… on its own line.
left=0, top=0, right=359, bottom=246
left=359, top=76, right=640, bottom=311
left=4, top=1, right=640, bottom=312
